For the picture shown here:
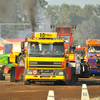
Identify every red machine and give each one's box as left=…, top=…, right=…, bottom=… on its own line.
left=51, top=25, right=90, bottom=78
left=54, top=25, right=76, bottom=50
left=50, top=25, right=80, bottom=82
left=53, top=25, right=76, bottom=62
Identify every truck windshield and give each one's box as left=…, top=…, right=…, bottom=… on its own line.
left=28, top=42, right=64, bottom=57
left=57, top=35, right=70, bottom=43
left=56, top=28, right=70, bottom=33
left=88, top=45, right=100, bottom=53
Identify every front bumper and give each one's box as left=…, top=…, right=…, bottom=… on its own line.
left=25, top=75, right=65, bottom=82
left=90, top=69, right=100, bottom=74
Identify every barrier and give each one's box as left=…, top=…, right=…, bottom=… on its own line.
left=47, top=90, right=55, bottom=100
left=81, top=84, right=90, bottom=100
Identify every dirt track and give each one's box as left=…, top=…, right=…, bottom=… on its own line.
left=0, top=76, right=100, bottom=100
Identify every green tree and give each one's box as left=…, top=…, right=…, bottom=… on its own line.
left=82, top=5, right=95, bottom=19
left=37, top=0, right=48, bottom=8
left=73, top=18, right=96, bottom=45
left=45, top=3, right=72, bottom=26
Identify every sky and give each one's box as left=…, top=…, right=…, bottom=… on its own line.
left=46, top=0, right=100, bottom=8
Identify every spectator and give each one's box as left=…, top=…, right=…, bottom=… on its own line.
left=75, top=54, right=81, bottom=74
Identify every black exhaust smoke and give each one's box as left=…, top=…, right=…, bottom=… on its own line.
left=22, top=0, right=37, bottom=35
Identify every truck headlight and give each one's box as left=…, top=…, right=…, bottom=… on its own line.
left=26, top=69, right=32, bottom=74
left=27, top=71, right=32, bottom=74
left=59, top=72, right=64, bottom=75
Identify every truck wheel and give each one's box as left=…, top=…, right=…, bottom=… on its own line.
left=71, top=67, right=78, bottom=82
left=0, top=71, right=5, bottom=80
left=80, top=62, right=90, bottom=78
left=18, top=55, right=25, bottom=67
left=24, top=69, right=30, bottom=85
left=60, top=80, right=67, bottom=85
left=84, top=63, right=90, bottom=78
left=54, top=80, right=67, bottom=85
left=1, top=65, right=6, bottom=72
left=71, top=74, right=78, bottom=82
left=54, top=81, right=59, bottom=85
left=24, top=80, right=30, bottom=85
left=59, top=72, right=68, bottom=85
left=10, top=67, right=16, bottom=82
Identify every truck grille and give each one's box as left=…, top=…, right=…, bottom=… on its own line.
left=40, top=76, right=50, bottom=78
left=88, top=59, right=96, bottom=65
left=29, top=66, right=62, bottom=68
left=41, top=73, right=53, bottom=75
left=30, top=61, right=61, bottom=65
left=38, top=62, right=53, bottom=65
left=29, top=61, right=62, bottom=68
left=88, top=58, right=100, bottom=67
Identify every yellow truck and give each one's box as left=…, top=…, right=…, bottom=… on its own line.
left=10, top=32, right=69, bottom=85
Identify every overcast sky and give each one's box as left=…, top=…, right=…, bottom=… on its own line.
left=46, top=0, right=100, bottom=8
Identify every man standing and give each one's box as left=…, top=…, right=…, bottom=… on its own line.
left=75, top=54, right=81, bottom=74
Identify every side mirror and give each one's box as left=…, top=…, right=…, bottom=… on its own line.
left=65, top=55, right=68, bottom=58
left=71, top=46, right=76, bottom=52
left=67, top=46, right=71, bottom=52
left=21, top=42, right=24, bottom=49
left=21, top=42, right=25, bottom=54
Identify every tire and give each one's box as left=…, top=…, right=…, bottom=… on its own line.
left=24, top=80, right=30, bottom=85
left=10, top=67, right=16, bottom=82
left=23, top=68, right=30, bottom=85
left=80, top=62, right=90, bottom=78
left=60, top=80, right=67, bottom=85
left=71, top=74, right=78, bottom=82
left=54, top=81, right=59, bottom=85
left=1, top=65, right=6, bottom=72
left=17, top=55, right=25, bottom=82
left=54, top=75, right=67, bottom=85
left=54, top=80, right=67, bottom=85
left=0, top=71, right=5, bottom=80
left=71, top=67, right=78, bottom=82
left=18, top=55, right=25, bottom=67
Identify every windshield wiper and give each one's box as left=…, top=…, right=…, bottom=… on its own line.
left=29, top=54, right=42, bottom=57
left=51, top=55, right=64, bottom=57
left=29, top=54, right=64, bottom=57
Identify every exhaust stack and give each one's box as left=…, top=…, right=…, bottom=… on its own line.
left=32, top=31, right=34, bottom=39
left=32, top=31, right=34, bottom=36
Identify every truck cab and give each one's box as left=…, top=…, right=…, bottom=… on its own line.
left=53, top=25, right=90, bottom=78
left=10, top=32, right=67, bottom=85
left=54, top=26, right=75, bottom=52
left=85, top=39, right=100, bottom=74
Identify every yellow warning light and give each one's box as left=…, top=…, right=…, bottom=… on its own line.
left=25, top=37, right=27, bottom=42
left=31, top=35, right=34, bottom=39
left=59, top=36, right=61, bottom=39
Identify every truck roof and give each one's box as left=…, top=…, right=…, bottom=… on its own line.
left=27, top=32, right=64, bottom=43
left=5, top=39, right=25, bottom=42
left=28, top=38, right=64, bottom=43
left=87, top=39, right=100, bottom=45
